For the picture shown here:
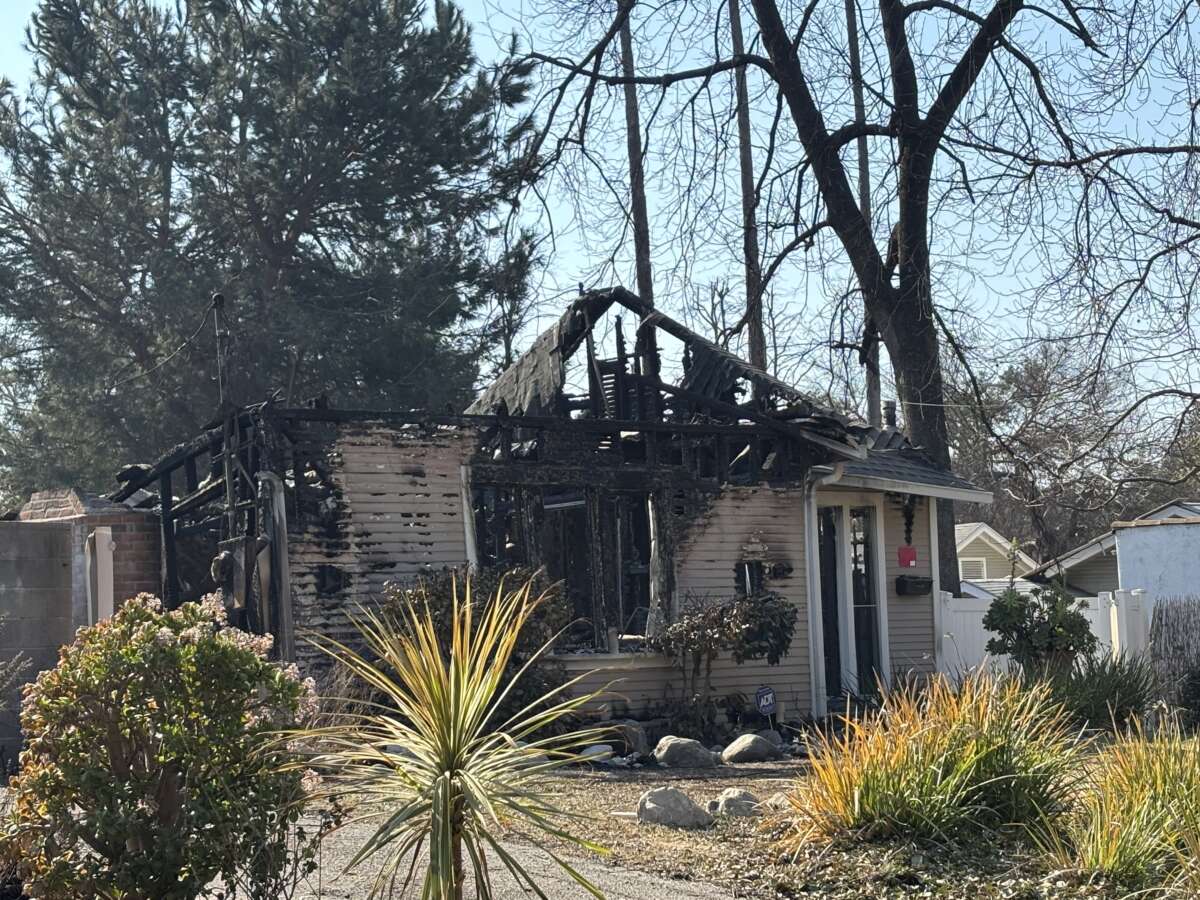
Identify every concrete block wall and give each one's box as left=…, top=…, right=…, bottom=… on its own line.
left=0, top=521, right=74, bottom=760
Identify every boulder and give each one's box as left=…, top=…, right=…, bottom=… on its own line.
left=653, top=736, right=718, bottom=768
left=580, top=744, right=614, bottom=762
left=637, top=786, right=713, bottom=829
left=612, top=720, right=650, bottom=758
left=756, top=728, right=783, bottom=748
left=721, top=733, right=780, bottom=764
left=707, top=788, right=761, bottom=818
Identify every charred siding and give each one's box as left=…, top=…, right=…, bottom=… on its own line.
left=287, top=424, right=473, bottom=670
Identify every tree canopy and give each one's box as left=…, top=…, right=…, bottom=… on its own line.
left=0, top=0, right=533, bottom=505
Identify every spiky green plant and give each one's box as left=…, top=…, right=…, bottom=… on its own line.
left=299, top=575, right=612, bottom=900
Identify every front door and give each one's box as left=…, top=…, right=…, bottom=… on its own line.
left=818, top=502, right=886, bottom=700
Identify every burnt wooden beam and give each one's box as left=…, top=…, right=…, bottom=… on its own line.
left=471, top=462, right=715, bottom=492
left=171, top=478, right=224, bottom=518
left=160, top=471, right=180, bottom=609
left=270, top=407, right=785, bottom=438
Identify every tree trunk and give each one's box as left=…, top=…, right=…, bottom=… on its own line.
left=728, top=0, right=767, bottom=388
left=880, top=142, right=959, bottom=594
left=842, top=0, right=882, bottom=429
left=452, top=830, right=464, bottom=900
left=618, top=4, right=661, bottom=416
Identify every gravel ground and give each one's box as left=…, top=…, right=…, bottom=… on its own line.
left=253, top=760, right=1132, bottom=899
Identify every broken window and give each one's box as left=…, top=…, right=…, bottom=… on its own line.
left=472, top=486, right=523, bottom=568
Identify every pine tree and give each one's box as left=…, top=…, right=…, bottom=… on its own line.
left=0, top=0, right=533, bottom=503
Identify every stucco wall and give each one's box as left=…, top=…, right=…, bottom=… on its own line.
left=1115, top=521, right=1200, bottom=604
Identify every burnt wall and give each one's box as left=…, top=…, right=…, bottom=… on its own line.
left=285, top=424, right=474, bottom=671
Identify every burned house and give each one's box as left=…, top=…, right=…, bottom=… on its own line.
left=112, top=287, right=989, bottom=719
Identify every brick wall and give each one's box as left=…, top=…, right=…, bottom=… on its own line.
left=18, top=489, right=161, bottom=605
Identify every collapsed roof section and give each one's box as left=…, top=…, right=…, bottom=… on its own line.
left=468, top=287, right=865, bottom=460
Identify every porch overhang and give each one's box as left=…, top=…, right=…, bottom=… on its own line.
left=832, top=473, right=993, bottom=504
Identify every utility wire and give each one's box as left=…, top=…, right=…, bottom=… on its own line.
left=108, top=296, right=219, bottom=392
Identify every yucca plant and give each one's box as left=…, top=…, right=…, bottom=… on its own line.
left=297, top=574, right=613, bottom=900
left=783, top=668, right=1084, bottom=849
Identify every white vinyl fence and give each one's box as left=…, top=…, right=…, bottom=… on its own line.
left=938, top=588, right=1149, bottom=674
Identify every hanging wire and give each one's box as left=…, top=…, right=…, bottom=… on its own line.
left=107, top=295, right=220, bottom=392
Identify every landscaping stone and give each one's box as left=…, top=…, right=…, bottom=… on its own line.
left=654, top=735, right=718, bottom=768
left=612, top=720, right=650, bottom=757
left=706, top=788, right=760, bottom=817
left=756, top=728, right=783, bottom=747
left=720, top=733, right=780, bottom=764
left=637, top=786, right=714, bottom=829
left=580, top=743, right=614, bottom=762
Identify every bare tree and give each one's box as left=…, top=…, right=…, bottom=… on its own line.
left=518, top=0, right=1200, bottom=589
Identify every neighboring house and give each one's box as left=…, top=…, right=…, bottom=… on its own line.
left=106, top=287, right=991, bottom=719
left=955, top=522, right=1036, bottom=582
left=1030, top=499, right=1200, bottom=600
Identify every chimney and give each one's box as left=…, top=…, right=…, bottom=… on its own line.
left=883, top=400, right=897, bottom=429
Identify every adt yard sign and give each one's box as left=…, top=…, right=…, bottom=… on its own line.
left=755, top=685, right=777, bottom=717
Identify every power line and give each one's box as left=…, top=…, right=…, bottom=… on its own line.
left=107, top=296, right=219, bottom=393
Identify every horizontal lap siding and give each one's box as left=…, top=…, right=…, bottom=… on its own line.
left=960, top=537, right=1022, bottom=581
left=289, top=427, right=472, bottom=670
left=674, top=487, right=811, bottom=720
left=886, top=499, right=936, bottom=675
left=560, top=658, right=680, bottom=716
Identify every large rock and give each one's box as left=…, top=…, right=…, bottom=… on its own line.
left=612, top=720, right=650, bottom=758
left=579, top=744, right=613, bottom=762
left=757, top=728, right=783, bottom=748
left=653, top=735, right=718, bottom=768
left=720, top=733, right=780, bottom=764
left=707, top=788, right=761, bottom=818
left=637, top=787, right=713, bottom=829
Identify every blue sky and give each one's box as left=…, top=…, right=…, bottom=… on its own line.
left=0, top=2, right=39, bottom=88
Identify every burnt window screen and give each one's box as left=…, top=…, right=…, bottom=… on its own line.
left=541, top=490, right=592, bottom=645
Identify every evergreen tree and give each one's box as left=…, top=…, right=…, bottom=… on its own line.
left=0, top=0, right=533, bottom=504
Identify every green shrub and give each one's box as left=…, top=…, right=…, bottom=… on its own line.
left=1051, top=720, right=1200, bottom=891
left=2, top=594, right=321, bottom=900
left=300, top=573, right=612, bottom=899
left=652, top=592, right=798, bottom=707
left=983, top=583, right=1097, bottom=674
left=1044, top=652, right=1160, bottom=730
left=784, top=668, right=1085, bottom=847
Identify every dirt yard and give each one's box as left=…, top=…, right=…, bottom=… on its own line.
left=518, top=761, right=1124, bottom=899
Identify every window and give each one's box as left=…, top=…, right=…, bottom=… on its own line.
left=959, top=557, right=986, bottom=580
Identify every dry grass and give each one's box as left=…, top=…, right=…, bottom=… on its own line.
left=783, top=670, right=1085, bottom=850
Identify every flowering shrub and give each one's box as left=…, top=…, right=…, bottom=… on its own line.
left=2, top=594, right=321, bottom=900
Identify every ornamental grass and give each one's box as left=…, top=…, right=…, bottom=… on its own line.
left=783, top=668, right=1085, bottom=849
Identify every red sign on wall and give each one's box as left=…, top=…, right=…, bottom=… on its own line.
left=898, top=545, right=918, bottom=568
